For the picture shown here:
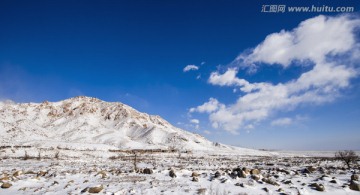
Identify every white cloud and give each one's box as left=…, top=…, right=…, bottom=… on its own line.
left=271, top=118, right=293, bottom=126
left=208, top=68, right=271, bottom=93
left=243, top=15, right=359, bottom=67
left=209, top=68, right=247, bottom=86
left=190, top=119, right=200, bottom=124
left=191, top=14, right=360, bottom=134
left=189, top=98, right=223, bottom=113
left=183, top=65, right=199, bottom=72
left=203, top=130, right=211, bottom=135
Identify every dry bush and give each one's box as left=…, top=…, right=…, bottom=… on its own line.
left=23, top=151, right=29, bottom=160
left=335, top=150, right=359, bottom=169
left=54, top=151, right=60, bottom=159
left=37, top=151, right=41, bottom=160
left=133, top=152, right=138, bottom=171
left=109, top=156, right=119, bottom=160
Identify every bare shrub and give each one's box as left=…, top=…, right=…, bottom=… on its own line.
left=23, top=151, right=29, bottom=160
left=109, top=156, right=119, bottom=160
left=54, top=150, right=60, bottom=160
left=335, top=150, right=359, bottom=169
left=133, top=152, right=138, bottom=171
left=37, top=151, right=41, bottom=160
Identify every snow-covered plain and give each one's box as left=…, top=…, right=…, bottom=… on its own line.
left=0, top=97, right=359, bottom=194
left=0, top=149, right=359, bottom=195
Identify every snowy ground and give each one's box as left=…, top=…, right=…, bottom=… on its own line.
left=0, top=148, right=359, bottom=195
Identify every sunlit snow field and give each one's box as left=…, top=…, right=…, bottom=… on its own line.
left=0, top=148, right=359, bottom=195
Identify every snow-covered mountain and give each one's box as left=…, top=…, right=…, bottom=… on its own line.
left=0, top=96, right=222, bottom=151
left=0, top=96, right=274, bottom=155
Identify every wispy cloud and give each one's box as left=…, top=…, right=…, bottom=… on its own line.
left=203, top=130, right=211, bottom=135
left=183, top=65, right=199, bottom=72
left=271, top=117, right=293, bottom=126
left=189, top=98, right=223, bottom=113
left=189, top=118, right=200, bottom=129
left=190, top=14, right=360, bottom=134
left=0, top=64, right=38, bottom=102
left=271, top=115, right=308, bottom=127
left=190, top=119, right=200, bottom=124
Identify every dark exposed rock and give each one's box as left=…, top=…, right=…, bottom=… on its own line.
left=329, top=180, right=337, bottom=184
left=319, top=175, right=328, bottom=180
left=235, top=183, right=244, bottom=187
left=13, top=171, right=23, bottom=177
left=230, top=171, right=237, bottom=179
left=307, top=166, right=317, bottom=172
left=250, top=169, right=260, bottom=175
left=233, top=167, right=242, bottom=172
left=309, top=183, right=325, bottom=191
left=169, top=169, right=177, bottom=178
left=350, top=181, right=360, bottom=191
left=238, top=170, right=247, bottom=178
left=88, top=185, right=103, bottom=193
left=80, top=187, right=88, bottom=193
left=214, top=171, right=221, bottom=178
left=191, top=172, right=199, bottom=177
left=1, top=183, right=12, bottom=189
left=351, top=174, right=359, bottom=181
left=251, top=174, right=261, bottom=181
left=242, top=167, right=250, bottom=174
left=316, top=184, right=325, bottom=191
left=143, top=168, right=153, bottom=174
left=302, top=168, right=311, bottom=174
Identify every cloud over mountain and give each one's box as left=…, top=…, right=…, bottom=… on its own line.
left=191, top=14, right=360, bottom=134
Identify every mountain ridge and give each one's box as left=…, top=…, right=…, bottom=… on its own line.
left=0, top=96, right=216, bottom=150
left=0, top=96, right=274, bottom=155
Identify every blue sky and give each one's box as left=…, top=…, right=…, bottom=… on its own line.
left=1, top=0, right=360, bottom=150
